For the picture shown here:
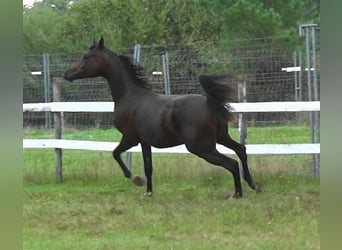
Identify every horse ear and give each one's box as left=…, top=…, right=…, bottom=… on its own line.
left=98, top=37, right=104, bottom=49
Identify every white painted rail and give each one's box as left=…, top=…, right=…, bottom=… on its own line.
left=23, top=102, right=115, bottom=112
left=23, top=139, right=320, bottom=155
left=23, top=101, right=320, bottom=113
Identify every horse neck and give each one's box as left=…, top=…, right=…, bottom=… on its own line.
left=104, top=72, right=125, bottom=102
left=103, top=58, right=141, bottom=102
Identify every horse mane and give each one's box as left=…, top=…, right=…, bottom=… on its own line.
left=117, top=54, right=152, bottom=90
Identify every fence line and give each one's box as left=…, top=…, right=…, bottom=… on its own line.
left=23, top=101, right=320, bottom=113
left=23, top=100, right=320, bottom=154
left=23, top=100, right=320, bottom=182
left=23, top=139, right=320, bottom=155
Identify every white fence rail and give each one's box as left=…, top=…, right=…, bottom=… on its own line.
left=23, top=139, right=320, bottom=155
left=23, top=101, right=320, bottom=155
left=23, top=101, right=320, bottom=113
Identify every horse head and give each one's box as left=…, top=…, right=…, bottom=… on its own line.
left=64, top=37, right=107, bottom=82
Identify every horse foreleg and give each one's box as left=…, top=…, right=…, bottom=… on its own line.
left=141, top=143, right=153, bottom=196
left=112, top=137, right=145, bottom=186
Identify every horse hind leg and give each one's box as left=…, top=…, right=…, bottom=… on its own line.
left=187, top=145, right=243, bottom=198
left=112, top=136, right=145, bottom=186
left=141, top=143, right=153, bottom=196
left=217, top=131, right=261, bottom=193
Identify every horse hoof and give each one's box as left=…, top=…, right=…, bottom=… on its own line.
left=145, top=192, right=153, bottom=197
left=131, top=176, right=145, bottom=186
left=254, top=182, right=262, bottom=193
left=227, top=193, right=242, bottom=199
left=233, top=193, right=242, bottom=199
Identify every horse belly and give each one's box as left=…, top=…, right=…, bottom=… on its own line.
left=173, top=102, right=218, bottom=144
left=136, top=107, right=182, bottom=148
left=135, top=128, right=181, bottom=148
left=150, top=137, right=182, bottom=148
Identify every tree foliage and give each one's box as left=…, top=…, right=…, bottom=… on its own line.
left=23, top=0, right=320, bottom=54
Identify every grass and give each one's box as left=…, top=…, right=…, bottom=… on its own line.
left=23, top=124, right=311, bottom=144
left=23, top=126, right=319, bottom=249
left=23, top=127, right=122, bottom=141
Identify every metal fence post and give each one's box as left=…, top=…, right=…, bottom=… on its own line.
left=311, top=26, right=320, bottom=176
left=133, top=44, right=141, bottom=65
left=299, top=24, right=320, bottom=177
left=293, top=51, right=304, bottom=123
left=293, top=51, right=303, bottom=102
left=125, top=44, right=142, bottom=168
left=162, top=51, right=171, bottom=95
left=43, top=53, right=51, bottom=129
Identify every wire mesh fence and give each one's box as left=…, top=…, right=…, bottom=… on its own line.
left=23, top=36, right=320, bottom=140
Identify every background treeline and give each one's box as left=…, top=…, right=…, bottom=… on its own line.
left=23, top=0, right=320, bottom=54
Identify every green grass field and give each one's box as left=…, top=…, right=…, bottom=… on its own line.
left=23, top=126, right=320, bottom=249
left=24, top=125, right=311, bottom=144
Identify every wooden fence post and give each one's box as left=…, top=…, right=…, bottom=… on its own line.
left=53, top=79, right=63, bottom=183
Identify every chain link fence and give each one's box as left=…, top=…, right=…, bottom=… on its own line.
left=23, top=35, right=320, bottom=132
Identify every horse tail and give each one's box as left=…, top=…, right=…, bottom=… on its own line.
left=199, top=74, right=235, bottom=121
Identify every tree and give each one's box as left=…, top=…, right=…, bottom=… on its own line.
left=23, top=0, right=71, bottom=53
left=23, top=0, right=320, bottom=54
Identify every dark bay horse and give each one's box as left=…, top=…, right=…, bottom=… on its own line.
left=64, top=37, right=260, bottom=198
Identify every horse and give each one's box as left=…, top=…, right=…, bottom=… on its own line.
left=64, top=37, right=261, bottom=198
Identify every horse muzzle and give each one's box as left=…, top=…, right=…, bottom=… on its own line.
left=64, top=68, right=76, bottom=82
